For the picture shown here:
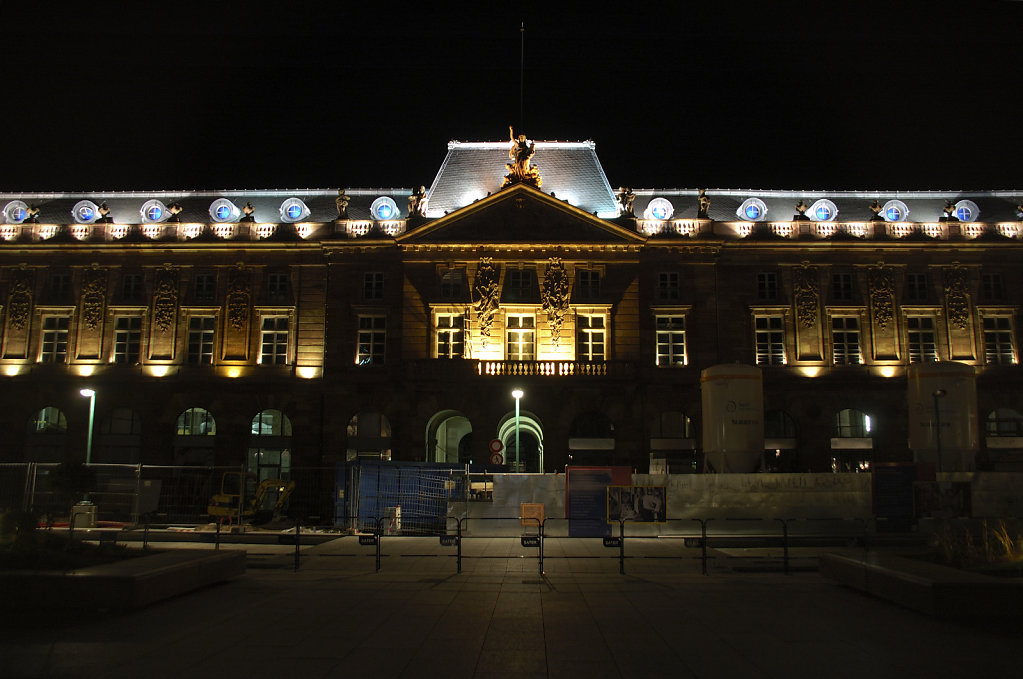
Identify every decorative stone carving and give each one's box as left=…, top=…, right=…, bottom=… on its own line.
left=617, top=187, right=635, bottom=216
left=501, top=126, right=542, bottom=189
left=944, top=264, right=970, bottom=330
left=226, top=267, right=251, bottom=331
left=152, top=266, right=178, bottom=332
left=869, top=200, right=884, bottom=221
left=697, top=188, right=711, bottom=219
left=540, top=258, right=571, bottom=349
left=471, top=258, right=500, bottom=348
left=942, top=200, right=958, bottom=221
left=793, top=263, right=819, bottom=329
left=336, top=189, right=350, bottom=219
left=80, top=267, right=107, bottom=330
left=408, top=186, right=428, bottom=218
left=867, top=263, right=894, bottom=330
left=7, top=268, right=34, bottom=331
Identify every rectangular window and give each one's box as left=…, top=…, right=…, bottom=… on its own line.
left=363, top=272, right=384, bottom=300
left=504, top=269, right=535, bottom=302
left=832, top=273, right=854, bottom=301
left=194, top=273, right=216, bottom=303
left=754, top=315, right=786, bottom=365
left=267, top=272, right=289, bottom=301
left=357, top=316, right=386, bottom=366
left=187, top=316, right=215, bottom=365
left=436, top=313, right=464, bottom=358
left=982, top=273, right=1005, bottom=301
left=983, top=316, right=1016, bottom=365
left=906, top=316, right=937, bottom=363
left=113, top=316, right=142, bottom=364
left=260, top=317, right=289, bottom=365
left=49, top=272, right=71, bottom=301
left=655, top=315, right=686, bottom=366
left=832, top=316, right=862, bottom=365
left=577, top=270, right=601, bottom=299
left=440, top=269, right=466, bottom=300
left=906, top=273, right=928, bottom=301
left=40, top=315, right=70, bottom=363
left=506, top=314, right=535, bottom=361
left=657, top=272, right=679, bottom=301
left=120, top=273, right=144, bottom=301
left=757, top=273, right=778, bottom=301
left=577, top=314, right=605, bottom=361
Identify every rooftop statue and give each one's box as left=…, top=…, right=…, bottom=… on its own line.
left=617, top=187, right=635, bottom=216
left=794, top=199, right=809, bottom=220
left=697, top=188, right=710, bottom=219
left=502, top=126, right=542, bottom=189
left=408, top=185, right=428, bottom=218
left=335, top=189, right=350, bottom=219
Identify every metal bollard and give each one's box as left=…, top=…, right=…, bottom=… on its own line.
left=294, top=518, right=302, bottom=571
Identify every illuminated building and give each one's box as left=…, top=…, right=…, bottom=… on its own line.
left=3, top=137, right=1023, bottom=476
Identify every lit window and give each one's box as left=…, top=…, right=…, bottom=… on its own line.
left=655, top=315, right=686, bottom=366
left=954, top=200, right=979, bottom=222
left=577, top=314, right=606, bottom=362
left=187, top=317, right=216, bottom=365
left=260, top=317, right=289, bottom=365
left=832, top=316, right=862, bottom=365
left=754, top=315, right=786, bottom=365
left=40, top=316, right=70, bottom=363
left=436, top=313, right=465, bottom=358
left=983, top=316, right=1016, bottom=365
left=506, top=314, right=535, bottom=361
left=251, top=409, right=293, bottom=436
left=906, top=317, right=937, bottom=363
left=986, top=408, right=1023, bottom=438
left=834, top=409, right=871, bottom=437
left=3, top=200, right=30, bottom=224
left=176, top=408, right=216, bottom=435
left=357, top=316, right=386, bottom=366
left=113, top=317, right=142, bottom=364
left=32, top=406, right=67, bottom=433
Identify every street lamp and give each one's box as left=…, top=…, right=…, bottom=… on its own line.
left=932, top=389, right=946, bottom=474
left=80, top=388, right=96, bottom=465
left=511, top=389, right=523, bottom=473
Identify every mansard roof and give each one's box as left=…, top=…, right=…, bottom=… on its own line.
left=425, top=140, right=618, bottom=218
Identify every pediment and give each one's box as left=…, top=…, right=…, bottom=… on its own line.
left=397, top=184, right=644, bottom=245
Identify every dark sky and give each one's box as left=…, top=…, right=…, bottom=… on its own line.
left=1, top=2, right=1020, bottom=192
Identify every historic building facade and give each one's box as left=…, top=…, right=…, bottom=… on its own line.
left=3, top=136, right=1023, bottom=476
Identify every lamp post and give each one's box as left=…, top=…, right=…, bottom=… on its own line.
left=511, top=389, right=523, bottom=473
left=933, top=389, right=946, bottom=474
left=80, top=388, right=96, bottom=465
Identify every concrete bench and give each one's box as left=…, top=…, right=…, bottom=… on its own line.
left=820, top=551, right=1023, bottom=618
left=0, top=549, right=245, bottom=610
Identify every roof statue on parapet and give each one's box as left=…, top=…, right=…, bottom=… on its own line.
left=408, top=185, right=428, bottom=218
left=98, top=203, right=112, bottom=223
left=869, top=200, right=884, bottom=221
left=942, top=201, right=958, bottom=221
left=617, top=187, right=635, bottom=216
left=335, top=189, right=350, bottom=219
left=167, top=202, right=182, bottom=223
left=502, top=126, right=542, bottom=189
left=697, top=188, right=710, bottom=219
left=794, top=199, right=809, bottom=220
left=1016, top=204, right=1023, bottom=220
left=24, top=206, right=39, bottom=223
left=241, top=202, right=256, bottom=222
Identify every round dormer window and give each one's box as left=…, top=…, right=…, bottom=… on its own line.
left=3, top=200, right=29, bottom=224
left=737, top=198, right=768, bottom=222
left=809, top=199, right=838, bottom=222
left=209, top=198, right=240, bottom=223
left=881, top=200, right=910, bottom=223
left=643, top=197, right=675, bottom=221
left=141, top=199, right=170, bottom=223
left=73, top=200, right=101, bottom=224
left=954, top=200, right=979, bottom=222
left=280, top=198, right=310, bottom=223
left=370, top=196, right=399, bottom=221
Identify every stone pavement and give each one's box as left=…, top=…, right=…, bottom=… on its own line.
left=2, top=536, right=1020, bottom=679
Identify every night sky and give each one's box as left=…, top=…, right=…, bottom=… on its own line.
left=1, top=2, right=1020, bottom=193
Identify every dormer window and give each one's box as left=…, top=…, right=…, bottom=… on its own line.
left=737, top=198, right=768, bottom=222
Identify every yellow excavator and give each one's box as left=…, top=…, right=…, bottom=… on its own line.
left=208, top=472, right=295, bottom=525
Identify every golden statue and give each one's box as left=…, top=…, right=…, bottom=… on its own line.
left=502, top=126, right=542, bottom=189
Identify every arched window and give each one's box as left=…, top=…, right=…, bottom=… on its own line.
left=176, top=408, right=216, bottom=436
left=831, top=408, right=873, bottom=472
left=426, top=410, right=473, bottom=464
left=31, top=406, right=67, bottom=433
left=98, top=407, right=142, bottom=463
left=251, top=409, right=292, bottom=436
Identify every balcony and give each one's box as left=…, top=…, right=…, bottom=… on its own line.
left=406, top=359, right=636, bottom=381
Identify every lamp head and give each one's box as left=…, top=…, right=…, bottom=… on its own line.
left=80, top=388, right=95, bottom=398
left=511, top=389, right=523, bottom=399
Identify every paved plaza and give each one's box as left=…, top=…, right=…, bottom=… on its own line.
left=2, top=536, right=1021, bottom=678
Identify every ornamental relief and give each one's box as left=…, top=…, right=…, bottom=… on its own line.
left=867, top=264, right=894, bottom=330
left=152, top=266, right=179, bottom=332
left=226, top=268, right=251, bottom=332
left=7, top=268, right=34, bottom=331
left=471, top=258, right=500, bottom=348
left=792, top=263, right=819, bottom=329
left=80, top=267, right=107, bottom=331
left=540, top=258, right=570, bottom=349
left=944, top=265, right=970, bottom=330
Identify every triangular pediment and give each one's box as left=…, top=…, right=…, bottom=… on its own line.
left=397, top=184, right=644, bottom=245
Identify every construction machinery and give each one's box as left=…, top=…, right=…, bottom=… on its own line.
left=208, top=472, right=295, bottom=525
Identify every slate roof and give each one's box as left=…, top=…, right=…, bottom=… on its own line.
left=424, top=141, right=619, bottom=218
